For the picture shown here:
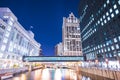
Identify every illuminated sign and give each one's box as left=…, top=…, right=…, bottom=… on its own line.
left=23, top=56, right=84, bottom=62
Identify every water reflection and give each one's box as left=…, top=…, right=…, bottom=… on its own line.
left=41, top=68, right=51, bottom=80
left=10, top=68, right=80, bottom=80
left=54, top=69, right=62, bottom=80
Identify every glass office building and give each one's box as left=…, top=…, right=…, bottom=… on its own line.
left=79, top=0, right=120, bottom=61
left=0, top=8, right=41, bottom=68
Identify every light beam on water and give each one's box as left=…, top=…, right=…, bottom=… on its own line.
left=54, top=69, right=62, bottom=80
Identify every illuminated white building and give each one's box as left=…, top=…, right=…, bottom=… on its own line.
left=62, top=12, right=82, bottom=56
left=0, top=8, right=41, bottom=68
left=55, top=42, right=63, bottom=56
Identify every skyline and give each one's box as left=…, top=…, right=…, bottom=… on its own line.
left=0, top=0, right=80, bottom=56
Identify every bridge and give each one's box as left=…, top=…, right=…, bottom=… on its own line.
left=22, top=56, right=84, bottom=62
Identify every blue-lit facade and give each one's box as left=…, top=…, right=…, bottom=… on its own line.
left=79, top=0, right=120, bottom=61
left=0, top=8, right=41, bottom=68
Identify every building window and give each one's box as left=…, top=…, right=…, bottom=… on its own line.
left=5, top=31, right=10, bottom=37
left=3, top=38, right=8, bottom=43
left=109, top=53, right=112, bottom=57
left=108, top=47, right=110, bottom=51
left=104, top=20, right=107, bottom=23
left=111, top=46, right=115, bottom=50
left=107, top=0, right=110, bottom=4
left=106, top=12, right=109, bottom=16
left=118, top=36, right=120, bottom=41
left=105, top=48, right=107, bottom=52
left=10, top=17, right=14, bottom=22
left=98, top=20, right=100, bottom=24
left=116, top=44, right=119, bottom=49
left=113, top=4, right=117, bottom=9
left=107, top=17, right=110, bottom=21
left=111, top=13, right=114, bottom=18
left=101, top=49, right=103, bottom=53
left=110, top=8, right=113, bottom=13
left=101, top=22, right=104, bottom=26
left=103, top=15, right=105, bottom=19
left=8, top=21, right=13, bottom=26
left=7, top=26, right=11, bottom=31
left=114, top=38, right=117, bottom=43
left=1, top=45, right=6, bottom=51
left=104, top=4, right=106, bottom=8
left=100, top=18, right=102, bottom=21
left=115, top=9, right=119, bottom=14
left=118, top=0, right=120, bottom=5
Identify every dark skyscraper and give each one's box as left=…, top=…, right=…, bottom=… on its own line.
left=79, top=0, right=120, bottom=61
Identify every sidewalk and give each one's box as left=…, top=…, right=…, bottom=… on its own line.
left=0, top=67, right=28, bottom=80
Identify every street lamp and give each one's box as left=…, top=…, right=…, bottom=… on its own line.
left=105, top=58, right=109, bottom=69
left=95, top=59, right=98, bottom=67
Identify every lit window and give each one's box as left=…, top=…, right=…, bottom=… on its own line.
left=7, top=26, right=11, bottom=31
left=98, top=45, right=100, bottom=48
left=108, top=47, right=110, bottom=51
left=75, top=19, right=78, bottom=23
left=10, top=17, right=14, bottom=22
left=101, top=45, right=102, bottom=48
left=1, top=45, right=6, bottom=51
left=3, top=38, right=8, bottom=43
left=115, top=9, right=119, bottom=14
left=104, top=20, right=107, bottom=23
left=95, top=29, right=96, bottom=32
left=8, top=21, right=13, bottom=26
left=105, top=48, right=107, bottom=52
left=106, top=12, right=109, bottom=16
left=68, top=19, right=70, bottom=22
left=110, top=8, right=113, bottom=13
left=114, top=38, right=117, bottom=43
left=113, top=4, right=117, bottom=9
left=111, top=46, right=115, bottom=50
left=103, top=44, right=105, bottom=47
left=106, top=42, right=109, bottom=46
left=118, top=36, right=120, bottom=41
left=98, top=20, right=100, bottom=24
left=107, top=0, right=109, bottom=4
left=109, top=53, right=112, bottom=57
left=101, top=22, right=103, bottom=26
left=99, top=50, right=101, bottom=53
left=3, top=16, right=9, bottom=18
left=107, top=17, right=110, bottom=21
left=103, top=15, right=105, bottom=19
left=100, top=18, right=102, bottom=21
left=104, top=4, right=106, bottom=7
left=111, top=13, right=114, bottom=18
left=101, top=49, right=103, bottom=53
left=118, top=0, right=120, bottom=5
left=116, top=44, right=119, bottom=49
left=5, top=31, right=10, bottom=37
left=106, top=54, right=108, bottom=57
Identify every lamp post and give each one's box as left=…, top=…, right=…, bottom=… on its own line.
left=105, top=58, right=108, bottom=69
left=95, top=59, right=98, bottom=67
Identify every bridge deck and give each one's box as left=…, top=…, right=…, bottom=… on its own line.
left=23, top=56, right=84, bottom=62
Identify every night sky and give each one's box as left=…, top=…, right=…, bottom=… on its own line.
left=0, top=0, right=80, bottom=56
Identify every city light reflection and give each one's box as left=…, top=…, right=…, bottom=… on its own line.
left=41, top=68, right=51, bottom=80
left=20, top=74, right=27, bottom=80
left=54, top=69, right=62, bottom=80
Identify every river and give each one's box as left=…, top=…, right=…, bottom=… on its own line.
left=7, top=68, right=82, bottom=80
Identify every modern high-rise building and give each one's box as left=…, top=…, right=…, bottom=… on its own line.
left=62, top=12, right=82, bottom=56
left=55, top=42, right=63, bottom=56
left=0, top=8, right=41, bottom=68
left=78, top=0, right=120, bottom=61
